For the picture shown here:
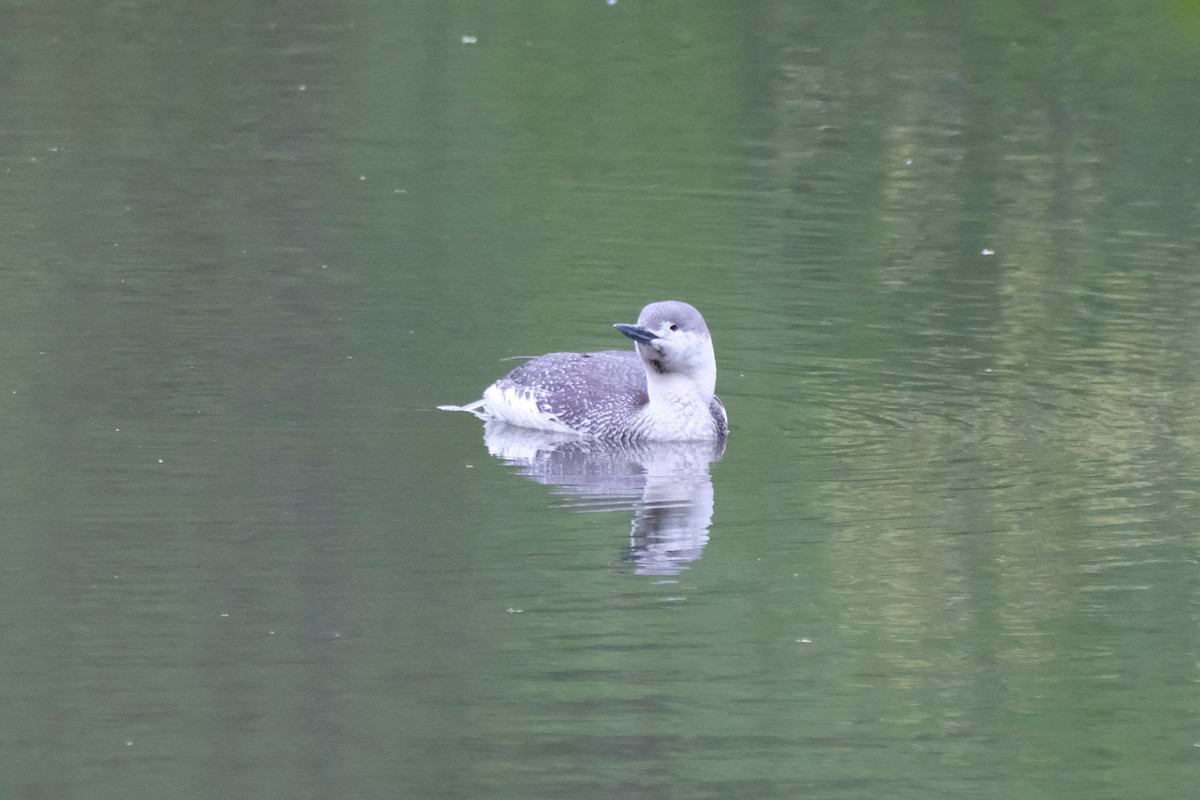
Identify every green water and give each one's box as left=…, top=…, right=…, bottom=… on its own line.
left=2, top=1, right=1199, bottom=798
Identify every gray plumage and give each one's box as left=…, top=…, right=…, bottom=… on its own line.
left=442, top=300, right=727, bottom=441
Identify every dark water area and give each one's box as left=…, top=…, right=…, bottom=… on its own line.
left=2, top=1, right=1199, bottom=798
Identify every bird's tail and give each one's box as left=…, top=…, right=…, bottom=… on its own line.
left=437, top=399, right=487, bottom=418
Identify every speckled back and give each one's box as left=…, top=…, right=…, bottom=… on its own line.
left=494, top=350, right=648, bottom=436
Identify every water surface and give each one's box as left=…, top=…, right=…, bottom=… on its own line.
left=2, top=1, right=1199, bottom=798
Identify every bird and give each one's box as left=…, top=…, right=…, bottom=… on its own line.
left=440, top=300, right=727, bottom=441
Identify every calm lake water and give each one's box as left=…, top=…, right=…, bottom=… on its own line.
left=3, top=1, right=1200, bottom=798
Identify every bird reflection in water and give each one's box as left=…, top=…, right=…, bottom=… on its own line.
left=480, top=421, right=725, bottom=576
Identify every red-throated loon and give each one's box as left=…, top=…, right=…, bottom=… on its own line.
left=440, top=300, right=727, bottom=441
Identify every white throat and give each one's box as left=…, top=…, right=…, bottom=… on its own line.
left=639, top=337, right=717, bottom=415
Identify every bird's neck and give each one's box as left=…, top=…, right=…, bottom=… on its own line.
left=643, top=357, right=716, bottom=411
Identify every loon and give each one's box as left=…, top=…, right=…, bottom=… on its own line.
left=441, top=300, right=727, bottom=441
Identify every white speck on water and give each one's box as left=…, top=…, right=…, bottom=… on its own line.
left=125, top=740, right=133, bottom=747
left=358, top=175, right=367, bottom=181
left=298, top=84, right=306, bottom=91
left=461, top=35, right=477, bottom=44
left=796, top=638, right=813, bottom=644
left=220, top=612, right=230, bottom=618
left=905, top=158, right=913, bottom=165
left=157, top=458, right=164, bottom=464
left=394, top=188, right=407, bottom=193
left=506, top=607, right=524, bottom=614
left=981, top=248, right=995, bottom=255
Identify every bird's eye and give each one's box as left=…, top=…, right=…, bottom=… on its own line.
left=669, top=324, right=679, bottom=332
